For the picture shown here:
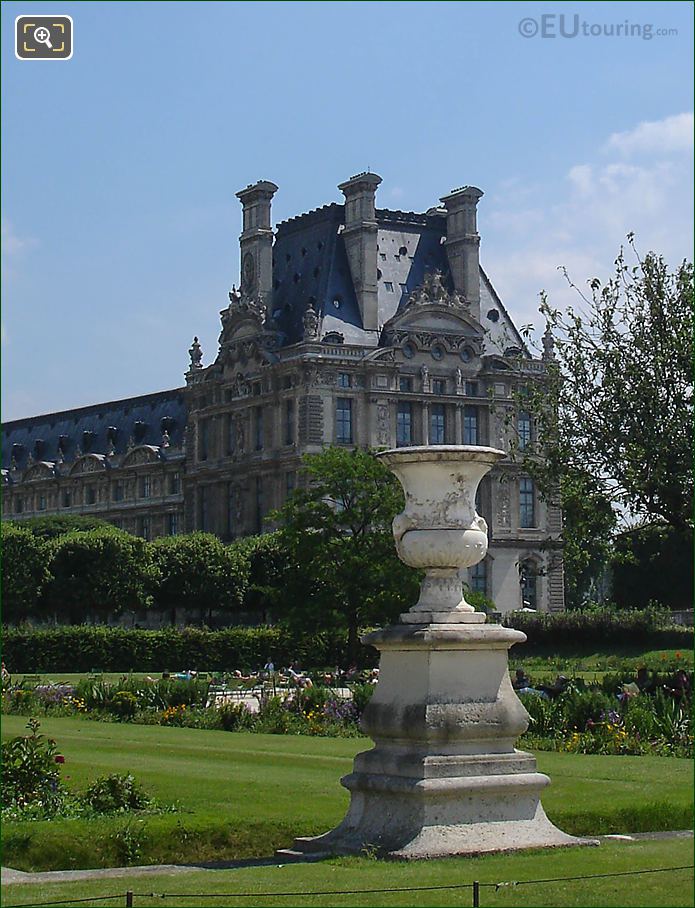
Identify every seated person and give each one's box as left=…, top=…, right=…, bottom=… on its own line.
left=664, top=669, right=691, bottom=701
left=538, top=675, right=570, bottom=700
left=512, top=668, right=531, bottom=690
left=286, top=662, right=313, bottom=688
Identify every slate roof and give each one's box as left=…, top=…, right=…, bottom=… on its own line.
left=2, top=388, right=186, bottom=472
left=270, top=205, right=452, bottom=345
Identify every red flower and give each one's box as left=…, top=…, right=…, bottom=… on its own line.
left=54, top=754, right=65, bottom=764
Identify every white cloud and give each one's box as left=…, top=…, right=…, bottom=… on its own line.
left=1, top=218, right=37, bottom=262
left=482, top=112, right=694, bottom=336
left=605, top=112, right=694, bottom=157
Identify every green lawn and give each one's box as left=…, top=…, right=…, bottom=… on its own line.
left=2, top=839, right=693, bottom=907
left=2, top=716, right=692, bottom=874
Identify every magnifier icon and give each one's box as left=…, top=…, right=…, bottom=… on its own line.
left=33, top=26, right=53, bottom=49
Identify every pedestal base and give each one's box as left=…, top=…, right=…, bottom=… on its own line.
left=279, top=623, right=597, bottom=860
left=279, top=750, right=594, bottom=860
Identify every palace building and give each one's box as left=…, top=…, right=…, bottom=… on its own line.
left=2, top=173, right=564, bottom=613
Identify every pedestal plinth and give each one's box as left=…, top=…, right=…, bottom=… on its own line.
left=280, top=622, right=594, bottom=859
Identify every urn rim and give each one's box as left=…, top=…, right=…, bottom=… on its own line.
left=377, top=445, right=506, bottom=465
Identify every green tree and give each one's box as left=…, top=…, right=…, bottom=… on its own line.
left=1, top=523, right=53, bottom=624
left=272, top=447, right=420, bottom=661
left=610, top=524, right=693, bottom=611
left=10, top=515, right=114, bottom=540
left=512, top=242, right=693, bottom=605
left=150, top=533, right=249, bottom=626
left=40, top=528, right=158, bottom=624
left=231, top=531, right=291, bottom=621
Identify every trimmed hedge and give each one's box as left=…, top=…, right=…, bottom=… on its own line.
left=504, top=607, right=693, bottom=651
left=3, top=609, right=691, bottom=674
left=1, top=626, right=378, bottom=674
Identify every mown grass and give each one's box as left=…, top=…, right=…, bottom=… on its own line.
left=2, top=839, right=693, bottom=907
left=2, top=716, right=692, bottom=873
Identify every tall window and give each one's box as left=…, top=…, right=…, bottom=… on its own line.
left=520, top=562, right=538, bottom=609
left=199, top=486, right=209, bottom=532
left=139, top=475, right=151, bottom=499
left=465, top=381, right=479, bottom=397
left=226, top=415, right=236, bottom=455
left=432, top=378, right=446, bottom=396
left=14, top=497, right=23, bottom=514
left=198, top=419, right=209, bottom=461
left=286, top=471, right=296, bottom=498
left=112, top=481, right=124, bottom=502
left=519, top=477, right=535, bottom=528
left=167, top=513, right=179, bottom=535
left=518, top=411, right=532, bottom=451
left=430, top=404, right=446, bottom=444
left=86, top=486, right=97, bottom=505
left=62, top=491, right=71, bottom=509
left=226, top=482, right=236, bottom=537
left=399, top=376, right=413, bottom=392
left=255, top=477, right=264, bottom=532
left=336, top=398, right=353, bottom=443
left=168, top=472, right=181, bottom=495
left=338, top=372, right=351, bottom=389
left=139, top=516, right=151, bottom=541
left=397, top=401, right=413, bottom=446
left=285, top=399, right=295, bottom=445
left=38, top=494, right=46, bottom=511
left=463, top=406, right=478, bottom=445
left=470, top=558, right=487, bottom=594
left=255, top=407, right=264, bottom=451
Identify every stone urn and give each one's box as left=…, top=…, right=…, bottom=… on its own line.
left=382, top=445, right=503, bottom=624
left=279, top=446, right=594, bottom=860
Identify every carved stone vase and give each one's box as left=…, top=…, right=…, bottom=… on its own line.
left=280, top=446, right=594, bottom=860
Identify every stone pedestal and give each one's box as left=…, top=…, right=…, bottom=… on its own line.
left=281, top=622, right=590, bottom=859
left=279, top=446, right=595, bottom=859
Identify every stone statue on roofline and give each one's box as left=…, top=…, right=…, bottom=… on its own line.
left=302, top=303, right=320, bottom=341
left=189, top=336, right=203, bottom=370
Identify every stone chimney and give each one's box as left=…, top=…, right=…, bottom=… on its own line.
left=235, top=180, right=278, bottom=303
left=440, top=186, right=484, bottom=321
left=338, top=172, right=382, bottom=332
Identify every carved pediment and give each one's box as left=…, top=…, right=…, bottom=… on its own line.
left=121, top=446, right=161, bottom=467
left=69, top=454, right=108, bottom=476
left=23, top=462, right=56, bottom=482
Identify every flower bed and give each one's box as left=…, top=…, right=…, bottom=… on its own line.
left=2, top=671, right=691, bottom=757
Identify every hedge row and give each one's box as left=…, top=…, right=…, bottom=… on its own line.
left=3, top=609, right=692, bottom=674
left=504, top=607, right=693, bottom=650
left=1, top=625, right=379, bottom=674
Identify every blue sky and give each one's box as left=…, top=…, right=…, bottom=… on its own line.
left=2, top=0, right=693, bottom=420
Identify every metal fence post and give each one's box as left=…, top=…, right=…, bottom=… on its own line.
left=126, top=891, right=134, bottom=907
left=473, top=880, right=480, bottom=907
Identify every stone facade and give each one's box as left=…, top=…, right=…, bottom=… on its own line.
left=2, top=173, right=564, bottom=614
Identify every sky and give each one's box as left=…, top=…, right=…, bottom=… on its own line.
left=2, top=0, right=693, bottom=421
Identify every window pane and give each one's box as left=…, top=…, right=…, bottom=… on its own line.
left=397, top=402, right=412, bottom=447
left=518, top=411, right=532, bottom=451
left=430, top=404, right=445, bottom=444
left=520, top=563, right=538, bottom=608
left=519, top=477, right=535, bottom=527
left=255, top=407, right=264, bottom=450
left=336, top=398, right=353, bottom=443
left=471, top=559, right=487, bottom=593
left=464, top=406, right=478, bottom=445
left=285, top=399, right=295, bottom=444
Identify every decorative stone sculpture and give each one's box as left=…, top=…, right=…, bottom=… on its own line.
left=302, top=304, right=319, bottom=341
left=188, top=336, right=203, bottom=370
left=281, top=446, right=592, bottom=860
